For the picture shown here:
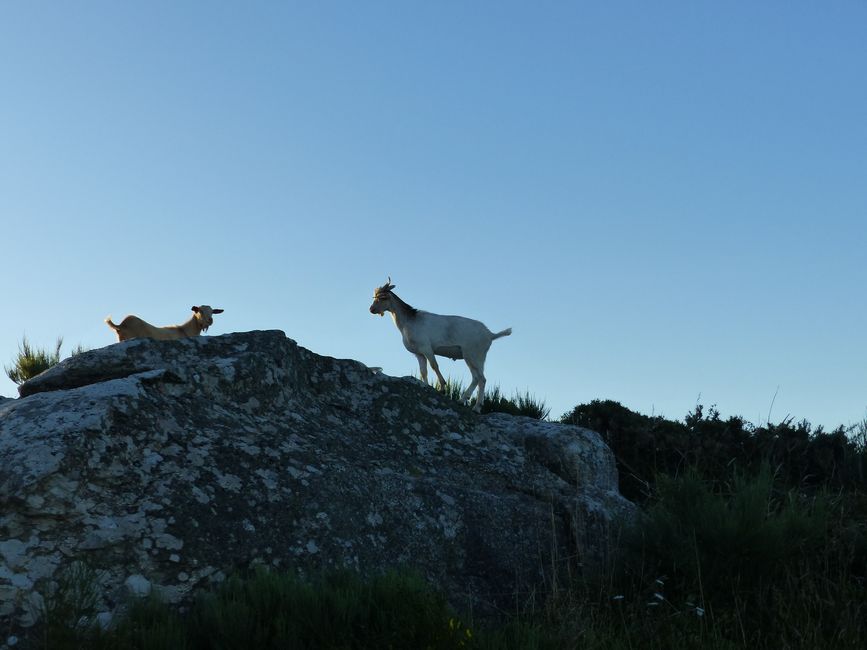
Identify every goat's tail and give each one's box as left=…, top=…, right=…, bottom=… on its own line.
left=105, top=316, right=120, bottom=331
left=491, top=327, right=512, bottom=340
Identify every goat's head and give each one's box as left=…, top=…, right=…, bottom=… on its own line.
left=191, top=305, right=224, bottom=331
left=369, top=277, right=396, bottom=317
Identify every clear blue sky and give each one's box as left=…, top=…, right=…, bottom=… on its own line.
left=2, top=2, right=865, bottom=429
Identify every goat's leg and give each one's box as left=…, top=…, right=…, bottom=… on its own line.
left=461, top=378, right=478, bottom=404
left=461, top=361, right=479, bottom=404
left=427, top=355, right=447, bottom=391
left=468, top=358, right=487, bottom=413
left=415, top=353, right=429, bottom=384
left=475, top=375, right=487, bottom=413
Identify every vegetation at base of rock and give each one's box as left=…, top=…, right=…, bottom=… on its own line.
left=603, top=466, right=866, bottom=649
left=36, top=561, right=102, bottom=649
left=32, top=569, right=532, bottom=650
left=547, top=400, right=867, bottom=649
left=482, top=464, right=863, bottom=649
left=4, top=336, right=87, bottom=385
left=431, top=375, right=551, bottom=420
left=189, top=569, right=467, bottom=649
left=29, top=462, right=866, bottom=649
left=23, top=470, right=867, bottom=649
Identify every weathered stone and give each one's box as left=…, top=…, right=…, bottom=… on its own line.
left=0, top=330, right=634, bottom=633
left=124, top=574, right=151, bottom=598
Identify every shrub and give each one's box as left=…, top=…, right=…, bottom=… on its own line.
left=607, top=467, right=867, bottom=648
left=561, top=400, right=867, bottom=502
left=4, top=336, right=87, bottom=385
left=4, top=335, right=63, bottom=384
left=625, top=467, right=829, bottom=599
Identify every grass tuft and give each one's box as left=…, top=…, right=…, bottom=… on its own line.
left=4, top=336, right=88, bottom=385
left=421, top=375, right=550, bottom=420
left=4, top=335, right=63, bottom=384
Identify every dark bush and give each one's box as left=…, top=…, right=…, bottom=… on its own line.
left=609, top=468, right=867, bottom=649
left=561, top=400, right=867, bottom=502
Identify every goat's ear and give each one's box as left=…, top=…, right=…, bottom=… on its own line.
left=191, top=306, right=200, bottom=313
left=213, top=309, right=224, bottom=314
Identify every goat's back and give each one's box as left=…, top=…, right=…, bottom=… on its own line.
left=415, top=311, right=495, bottom=347
left=109, top=315, right=186, bottom=341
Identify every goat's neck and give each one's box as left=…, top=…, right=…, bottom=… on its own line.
left=388, top=299, right=413, bottom=332
left=177, top=315, right=203, bottom=337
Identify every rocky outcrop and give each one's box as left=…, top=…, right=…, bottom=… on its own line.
left=0, top=330, right=633, bottom=633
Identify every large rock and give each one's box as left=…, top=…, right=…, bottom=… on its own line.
left=0, top=330, right=633, bottom=632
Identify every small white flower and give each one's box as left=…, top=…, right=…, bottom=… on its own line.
left=654, top=592, right=665, bottom=601
left=695, top=607, right=705, bottom=617
left=612, top=595, right=625, bottom=601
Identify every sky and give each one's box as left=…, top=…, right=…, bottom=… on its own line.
left=1, top=1, right=865, bottom=430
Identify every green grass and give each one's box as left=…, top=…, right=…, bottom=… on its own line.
left=186, top=569, right=465, bottom=649
left=31, top=569, right=494, bottom=650
left=489, top=465, right=866, bottom=649
left=422, top=375, right=550, bottom=420
left=482, top=386, right=551, bottom=420
left=623, top=471, right=864, bottom=648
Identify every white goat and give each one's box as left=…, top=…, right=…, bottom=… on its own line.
left=105, top=305, right=224, bottom=342
left=369, top=278, right=511, bottom=412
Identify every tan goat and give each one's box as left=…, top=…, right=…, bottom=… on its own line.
left=105, top=305, right=224, bottom=342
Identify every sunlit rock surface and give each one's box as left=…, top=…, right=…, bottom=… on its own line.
left=0, top=330, right=633, bottom=632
